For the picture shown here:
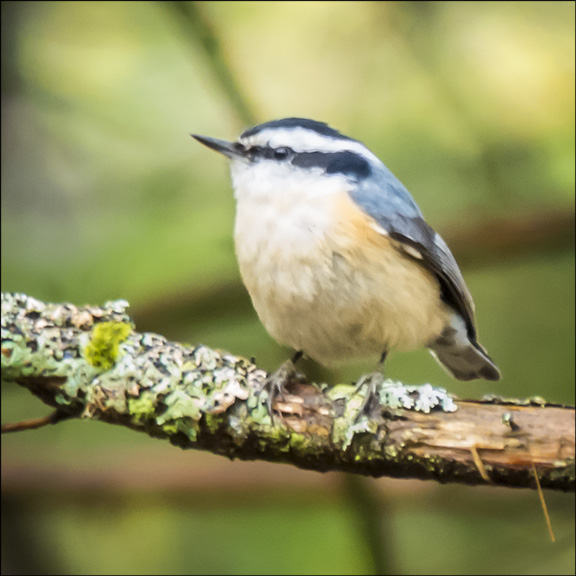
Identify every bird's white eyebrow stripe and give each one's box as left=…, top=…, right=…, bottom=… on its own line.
left=240, top=127, right=383, bottom=164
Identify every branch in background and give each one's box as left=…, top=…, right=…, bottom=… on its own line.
left=165, top=1, right=258, bottom=126
left=446, top=208, right=575, bottom=267
left=132, top=208, right=575, bottom=330
left=0, top=410, right=70, bottom=433
left=1, top=293, right=574, bottom=492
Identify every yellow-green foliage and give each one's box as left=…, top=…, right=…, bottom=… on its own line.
left=84, top=322, right=132, bottom=371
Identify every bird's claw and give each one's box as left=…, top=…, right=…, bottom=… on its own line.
left=353, top=371, right=384, bottom=422
left=257, top=359, right=297, bottom=422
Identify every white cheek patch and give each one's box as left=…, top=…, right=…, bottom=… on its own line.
left=230, top=157, right=351, bottom=203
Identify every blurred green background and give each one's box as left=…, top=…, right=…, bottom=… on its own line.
left=1, top=1, right=574, bottom=574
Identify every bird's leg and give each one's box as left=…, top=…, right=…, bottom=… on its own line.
left=258, top=350, right=303, bottom=419
left=353, top=351, right=388, bottom=420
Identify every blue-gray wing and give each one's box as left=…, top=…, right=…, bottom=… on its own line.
left=349, top=170, right=477, bottom=341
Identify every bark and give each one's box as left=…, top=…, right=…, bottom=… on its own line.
left=1, top=292, right=574, bottom=491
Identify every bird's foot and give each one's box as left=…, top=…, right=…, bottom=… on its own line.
left=257, top=358, right=301, bottom=422
left=352, top=371, right=385, bottom=422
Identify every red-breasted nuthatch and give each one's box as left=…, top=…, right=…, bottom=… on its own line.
left=193, top=118, right=500, bottom=409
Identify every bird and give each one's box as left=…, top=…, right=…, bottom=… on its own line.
left=192, top=117, right=500, bottom=414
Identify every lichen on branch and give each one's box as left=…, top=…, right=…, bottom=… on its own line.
left=1, top=292, right=574, bottom=491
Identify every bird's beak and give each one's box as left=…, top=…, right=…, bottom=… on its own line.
left=191, top=134, right=245, bottom=159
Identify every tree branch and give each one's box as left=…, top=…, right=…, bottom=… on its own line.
left=1, top=293, right=574, bottom=491
left=164, top=1, right=258, bottom=126
left=131, top=208, right=575, bottom=330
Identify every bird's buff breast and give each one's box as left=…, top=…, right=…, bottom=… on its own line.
left=234, top=191, right=450, bottom=365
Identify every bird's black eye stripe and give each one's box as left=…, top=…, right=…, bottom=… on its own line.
left=246, top=145, right=262, bottom=159
left=246, top=145, right=293, bottom=161
left=273, top=147, right=292, bottom=160
left=291, top=151, right=372, bottom=180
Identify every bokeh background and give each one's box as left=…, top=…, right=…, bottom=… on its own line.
left=1, top=1, right=574, bottom=574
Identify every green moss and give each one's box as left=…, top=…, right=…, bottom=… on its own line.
left=203, top=413, right=224, bottom=433
left=84, top=321, right=132, bottom=371
left=247, top=398, right=273, bottom=426
left=128, top=391, right=158, bottom=423
left=161, top=418, right=199, bottom=442
left=288, top=433, right=311, bottom=453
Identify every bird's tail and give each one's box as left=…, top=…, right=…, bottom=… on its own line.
left=429, top=315, right=501, bottom=381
